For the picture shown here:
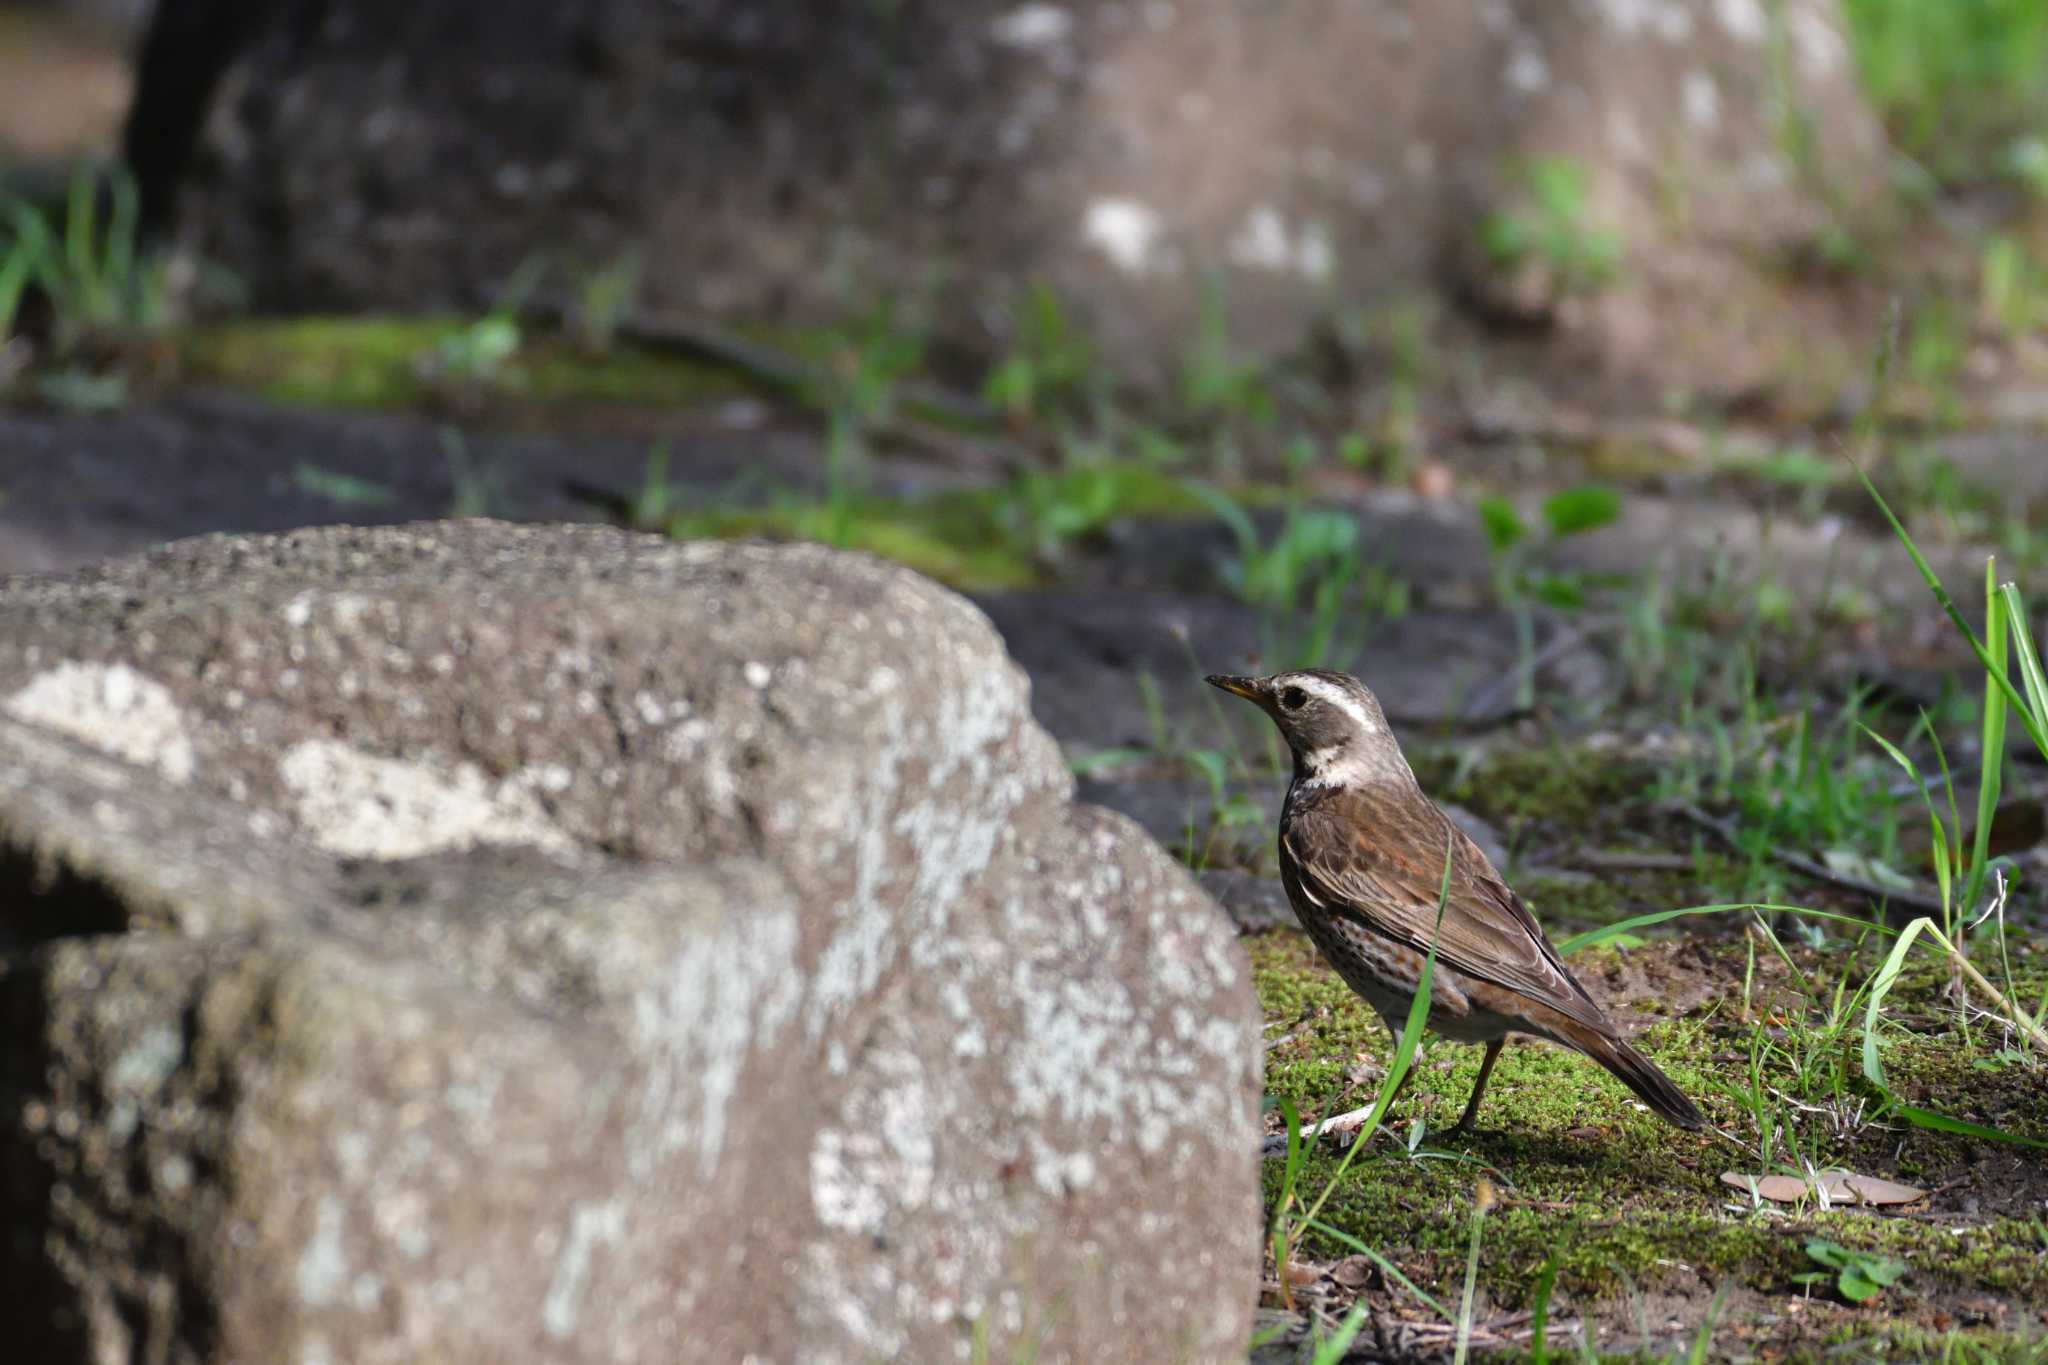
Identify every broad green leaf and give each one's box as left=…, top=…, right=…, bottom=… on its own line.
left=1541, top=484, right=1622, bottom=537
left=1476, top=495, right=1525, bottom=552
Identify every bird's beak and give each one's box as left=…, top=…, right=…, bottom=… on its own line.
left=1204, top=673, right=1266, bottom=704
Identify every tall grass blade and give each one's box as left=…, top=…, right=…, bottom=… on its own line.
left=1453, top=1181, right=1491, bottom=1365
left=1861, top=917, right=2048, bottom=1149
left=1309, top=1302, right=1370, bottom=1365
left=1296, top=832, right=1455, bottom=1232
left=2001, top=582, right=2048, bottom=748
left=1302, top=1219, right=1450, bottom=1319
left=65, top=163, right=97, bottom=315
left=1857, top=464, right=2048, bottom=756
left=1527, top=1248, right=1560, bottom=1365
left=1964, top=563, right=2008, bottom=915
left=1557, top=903, right=1895, bottom=956
left=107, top=169, right=138, bottom=316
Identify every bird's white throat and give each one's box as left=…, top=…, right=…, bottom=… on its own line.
left=1295, top=742, right=1377, bottom=789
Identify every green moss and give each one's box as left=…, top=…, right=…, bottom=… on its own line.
left=1416, top=742, right=1653, bottom=835
left=669, top=462, right=1217, bottom=593
left=1250, top=916, right=2048, bottom=1336
left=674, top=497, right=1042, bottom=591
left=180, top=316, right=760, bottom=410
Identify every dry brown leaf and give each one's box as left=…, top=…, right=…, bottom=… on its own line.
left=1283, top=1260, right=1327, bottom=1288
left=1330, top=1255, right=1373, bottom=1289
left=1719, top=1170, right=1927, bottom=1206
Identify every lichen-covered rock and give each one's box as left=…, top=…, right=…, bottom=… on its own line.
left=130, top=0, right=1886, bottom=398
left=0, top=522, right=1261, bottom=1363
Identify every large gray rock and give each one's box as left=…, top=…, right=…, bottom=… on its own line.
left=130, top=0, right=1887, bottom=398
left=0, top=523, right=1261, bottom=1363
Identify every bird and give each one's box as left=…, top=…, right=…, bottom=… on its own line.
left=1206, top=667, right=1704, bottom=1134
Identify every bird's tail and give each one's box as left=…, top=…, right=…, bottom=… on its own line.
left=1557, top=1021, right=1705, bottom=1130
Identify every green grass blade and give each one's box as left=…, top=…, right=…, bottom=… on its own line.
left=65, top=162, right=96, bottom=307
left=1301, top=1220, right=1451, bottom=1320
left=1453, top=1188, right=1490, bottom=1365
left=1296, top=832, right=1453, bottom=1231
left=1527, top=1248, right=1560, bottom=1365
left=1863, top=724, right=1951, bottom=918
left=0, top=238, right=34, bottom=336
left=1964, top=565, right=2009, bottom=915
left=1271, top=1092, right=1304, bottom=1304
left=1179, top=477, right=1261, bottom=569
left=107, top=167, right=137, bottom=309
left=2002, top=583, right=2048, bottom=754
left=1557, top=902, right=1895, bottom=956
left=1309, top=1301, right=1371, bottom=1365
left=1857, top=465, right=2048, bottom=756
left=1861, top=916, right=2048, bottom=1149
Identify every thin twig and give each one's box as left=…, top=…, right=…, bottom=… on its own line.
left=1461, top=614, right=1622, bottom=721
left=1574, top=849, right=1694, bottom=872
left=1671, top=801, right=1947, bottom=914
left=1261, top=1104, right=1381, bottom=1159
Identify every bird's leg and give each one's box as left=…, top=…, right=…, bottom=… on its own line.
left=1446, top=1038, right=1505, bottom=1135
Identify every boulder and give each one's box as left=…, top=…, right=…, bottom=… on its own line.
left=130, top=0, right=1887, bottom=398
left=0, top=522, right=1261, bottom=1363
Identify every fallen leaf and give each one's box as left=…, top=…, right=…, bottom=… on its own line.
left=1284, top=1260, right=1327, bottom=1288
left=1720, top=1170, right=1927, bottom=1206
left=1330, top=1255, right=1373, bottom=1289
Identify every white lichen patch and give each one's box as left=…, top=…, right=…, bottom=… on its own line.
left=1683, top=69, right=1721, bottom=130
left=1789, top=5, right=1844, bottom=79
left=989, top=4, right=1071, bottom=48
left=628, top=903, right=802, bottom=1179
left=5, top=661, right=196, bottom=783
left=108, top=1025, right=184, bottom=1093
left=1715, top=0, right=1765, bottom=42
left=1081, top=197, right=1165, bottom=274
left=811, top=1044, right=936, bottom=1236
left=1504, top=44, right=1549, bottom=94
left=542, top=1200, right=625, bottom=1340
left=277, top=739, right=574, bottom=859
left=297, top=1195, right=350, bottom=1307
left=1226, top=207, right=1336, bottom=281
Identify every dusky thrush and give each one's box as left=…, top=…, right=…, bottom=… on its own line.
left=1208, top=668, right=1705, bottom=1133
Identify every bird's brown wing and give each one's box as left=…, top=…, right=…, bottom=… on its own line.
left=1283, top=785, right=1609, bottom=1032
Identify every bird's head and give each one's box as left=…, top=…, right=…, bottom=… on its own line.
left=1204, top=668, right=1411, bottom=786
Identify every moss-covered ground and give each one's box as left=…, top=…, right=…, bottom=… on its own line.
left=1250, top=743, right=2048, bottom=1362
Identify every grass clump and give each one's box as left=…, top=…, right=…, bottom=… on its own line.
left=1842, top=0, right=2048, bottom=185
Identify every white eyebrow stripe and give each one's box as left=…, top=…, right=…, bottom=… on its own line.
left=1293, top=676, right=1378, bottom=734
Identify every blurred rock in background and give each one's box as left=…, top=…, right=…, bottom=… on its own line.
left=123, top=0, right=1889, bottom=405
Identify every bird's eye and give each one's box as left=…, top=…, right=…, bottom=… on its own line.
left=1280, top=686, right=1308, bottom=711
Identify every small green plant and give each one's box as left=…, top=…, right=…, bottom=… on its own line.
left=627, top=440, right=673, bottom=530
left=2005, top=134, right=2048, bottom=197
left=1186, top=472, right=1409, bottom=670
left=802, top=299, right=927, bottom=544
left=1980, top=235, right=2048, bottom=338
left=570, top=251, right=642, bottom=353
left=1793, top=1238, right=1908, bottom=1304
left=1478, top=158, right=1622, bottom=296
left=983, top=281, right=1099, bottom=423
left=439, top=427, right=506, bottom=518
left=1842, top=0, right=2048, bottom=181
left=0, top=162, right=169, bottom=359
left=1476, top=484, right=1624, bottom=709
left=1181, top=274, right=1273, bottom=431
left=294, top=462, right=395, bottom=509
